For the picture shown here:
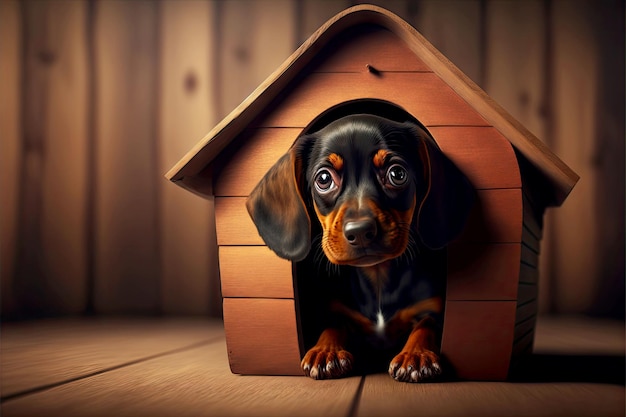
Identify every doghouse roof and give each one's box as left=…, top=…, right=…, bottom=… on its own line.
left=166, top=4, right=578, bottom=206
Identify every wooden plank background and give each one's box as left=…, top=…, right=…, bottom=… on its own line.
left=0, top=0, right=623, bottom=319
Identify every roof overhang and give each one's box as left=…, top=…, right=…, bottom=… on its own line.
left=166, top=4, right=578, bottom=206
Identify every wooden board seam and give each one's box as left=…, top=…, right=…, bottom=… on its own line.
left=312, top=70, right=434, bottom=74
left=223, top=296, right=295, bottom=300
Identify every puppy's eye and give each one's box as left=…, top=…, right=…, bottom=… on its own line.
left=387, top=164, right=408, bottom=187
left=314, top=169, right=338, bottom=193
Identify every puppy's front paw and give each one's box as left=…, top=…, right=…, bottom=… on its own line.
left=388, top=349, right=442, bottom=382
left=301, top=346, right=353, bottom=380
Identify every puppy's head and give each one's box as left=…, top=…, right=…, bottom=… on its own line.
left=246, top=114, right=474, bottom=265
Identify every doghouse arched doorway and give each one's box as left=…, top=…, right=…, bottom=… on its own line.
left=292, top=99, right=449, bottom=372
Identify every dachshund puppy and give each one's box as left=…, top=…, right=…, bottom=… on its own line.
left=246, top=114, right=474, bottom=382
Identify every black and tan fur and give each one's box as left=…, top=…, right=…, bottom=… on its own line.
left=246, top=114, right=474, bottom=382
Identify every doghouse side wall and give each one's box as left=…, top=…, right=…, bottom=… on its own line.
left=509, top=159, right=547, bottom=368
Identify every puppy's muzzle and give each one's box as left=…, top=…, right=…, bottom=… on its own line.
left=343, top=217, right=377, bottom=248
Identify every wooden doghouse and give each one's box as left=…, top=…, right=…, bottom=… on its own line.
left=166, top=5, right=578, bottom=380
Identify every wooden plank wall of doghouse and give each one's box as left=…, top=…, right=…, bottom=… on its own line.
left=213, top=19, right=529, bottom=377
left=2, top=1, right=622, bottom=323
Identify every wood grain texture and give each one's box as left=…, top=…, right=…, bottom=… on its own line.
left=14, top=0, right=89, bottom=315
left=223, top=298, right=302, bottom=375
left=0, top=318, right=221, bottom=399
left=1, top=317, right=623, bottom=417
left=213, top=128, right=301, bottom=196
left=357, top=373, right=623, bottom=417
left=297, top=0, right=351, bottom=45
left=1, top=332, right=361, bottom=417
left=217, top=0, right=296, bottom=119
left=311, top=26, right=430, bottom=72
left=387, top=7, right=578, bottom=205
left=219, top=246, right=293, bottom=298
left=429, top=126, right=521, bottom=190
left=414, top=0, right=483, bottom=85
left=441, top=301, right=517, bottom=380
left=158, top=0, right=217, bottom=314
left=447, top=243, right=521, bottom=301
left=0, top=0, right=21, bottom=316
left=215, top=197, right=263, bottom=246
left=257, top=72, right=489, bottom=128
left=484, top=0, right=547, bottom=144
left=543, top=1, right=608, bottom=315
left=534, top=315, right=625, bottom=355
left=93, top=0, right=160, bottom=313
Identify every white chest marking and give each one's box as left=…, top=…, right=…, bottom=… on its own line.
left=375, top=310, right=386, bottom=336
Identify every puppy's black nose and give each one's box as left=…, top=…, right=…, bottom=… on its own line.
left=343, top=218, right=377, bottom=247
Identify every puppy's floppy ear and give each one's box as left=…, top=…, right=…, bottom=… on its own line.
left=246, top=141, right=311, bottom=261
left=411, top=125, right=475, bottom=249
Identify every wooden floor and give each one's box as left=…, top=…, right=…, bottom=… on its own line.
left=1, top=316, right=624, bottom=417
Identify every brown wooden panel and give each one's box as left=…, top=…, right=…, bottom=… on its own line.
left=429, top=127, right=521, bottom=190
left=218, top=0, right=296, bottom=118
left=297, top=0, right=349, bottom=44
left=416, top=0, right=483, bottom=84
left=220, top=246, right=293, bottom=298
left=223, top=298, right=302, bottom=375
left=158, top=0, right=218, bottom=315
left=257, top=72, right=489, bottom=128
left=0, top=318, right=221, bottom=398
left=458, top=189, right=523, bottom=243
left=95, top=0, right=160, bottom=313
left=485, top=0, right=546, bottom=150
left=312, top=26, right=431, bottom=72
left=0, top=0, right=21, bottom=316
left=546, top=1, right=604, bottom=314
left=447, top=243, right=521, bottom=301
left=441, top=301, right=517, bottom=380
left=16, top=1, right=89, bottom=315
left=215, top=197, right=264, bottom=246
left=214, top=128, right=301, bottom=196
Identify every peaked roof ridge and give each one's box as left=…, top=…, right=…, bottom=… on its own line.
left=167, top=4, right=578, bottom=206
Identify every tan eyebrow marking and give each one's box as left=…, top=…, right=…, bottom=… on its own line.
left=328, top=153, right=344, bottom=171
left=373, top=149, right=390, bottom=168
